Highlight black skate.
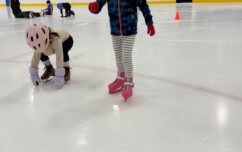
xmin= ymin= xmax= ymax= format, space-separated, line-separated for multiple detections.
xmin=41 ymin=65 xmax=55 ymax=81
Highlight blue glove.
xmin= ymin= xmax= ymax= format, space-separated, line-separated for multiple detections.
xmin=53 ymin=68 xmax=65 ymax=89
xmin=29 ymin=67 xmax=41 ymax=86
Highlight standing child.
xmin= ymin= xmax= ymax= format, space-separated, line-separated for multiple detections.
xmin=26 ymin=23 xmax=74 ymax=89
xmin=10 ymin=0 xmax=44 ymax=18
xmin=57 ymin=2 xmax=75 ymax=17
xmin=89 ymin=0 xmax=155 ymax=101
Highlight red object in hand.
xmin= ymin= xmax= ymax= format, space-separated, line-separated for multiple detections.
xmin=147 ymin=24 xmax=155 ymax=36
xmin=89 ymin=2 xmax=99 ymax=13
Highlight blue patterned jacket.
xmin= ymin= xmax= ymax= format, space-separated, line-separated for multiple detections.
xmin=92 ymin=0 xmax=153 ymax=36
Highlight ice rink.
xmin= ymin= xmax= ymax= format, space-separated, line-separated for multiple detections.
xmin=0 ymin=3 xmax=242 ymax=152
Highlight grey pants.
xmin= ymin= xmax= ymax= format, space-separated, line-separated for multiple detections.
xmin=112 ymin=35 xmax=136 ymax=79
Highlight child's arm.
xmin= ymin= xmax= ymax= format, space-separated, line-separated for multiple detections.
xmin=89 ymin=0 xmax=107 ymax=14
xmin=137 ymin=0 xmax=155 ymax=36
xmin=60 ymin=9 xmax=63 ymax=17
xmin=31 ymin=52 xmax=41 ymax=68
xmin=137 ymin=0 xmax=153 ymax=26
xmin=53 ymin=39 xmax=65 ymax=89
xmin=29 ymin=53 xmax=41 ymax=86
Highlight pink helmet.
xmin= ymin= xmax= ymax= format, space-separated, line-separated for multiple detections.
xmin=25 ymin=23 xmax=50 ymax=53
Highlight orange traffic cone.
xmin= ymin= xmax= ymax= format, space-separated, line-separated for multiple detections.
xmin=175 ymin=11 xmax=180 ymax=20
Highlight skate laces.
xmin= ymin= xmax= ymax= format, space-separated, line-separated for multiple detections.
xmin=117 ymin=76 xmax=125 ymax=80
xmin=43 ymin=66 xmax=51 ymax=71
xmin=124 ymin=82 xmax=134 ymax=89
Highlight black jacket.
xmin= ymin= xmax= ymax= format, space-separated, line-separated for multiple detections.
xmin=62 ymin=3 xmax=71 ymax=10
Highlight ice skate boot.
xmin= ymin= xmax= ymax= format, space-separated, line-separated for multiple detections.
xmin=122 ymin=78 xmax=134 ymax=102
xmin=41 ymin=64 xmax=55 ymax=81
xmin=29 ymin=12 xmax=34 ymax=18
xmin=64 ymin=67 xmax=71 ymax=81
xmin=108 ymin=72 xmax=125 ymax=94
xmin=40 ymin=10 xmax=45 ymax=17
xmin=65 ymin=13 xmax=71 ymax=17
xmin=70 ymin=10 xmax=75 ymax=16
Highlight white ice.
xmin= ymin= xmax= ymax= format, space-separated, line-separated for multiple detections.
xmin=0 ymin=3 xmax=242 ymax=152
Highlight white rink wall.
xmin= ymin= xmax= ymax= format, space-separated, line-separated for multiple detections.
xmin=1 ymin=0 xmax=176 ymax=5
xmin=0 ymin=0 xmax=93 ymax=4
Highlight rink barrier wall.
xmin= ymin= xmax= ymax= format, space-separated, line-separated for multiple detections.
xmin=193 ymin=0 xmax=242 ymax=2
xmin=1 ymin=0 xmax=242 ymax=6
xmin=0 ymin=1 xmax=176 ymax=7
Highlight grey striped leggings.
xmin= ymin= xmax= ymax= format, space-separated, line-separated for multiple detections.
xmin=112 ymin=35 xmax=136 ymax=79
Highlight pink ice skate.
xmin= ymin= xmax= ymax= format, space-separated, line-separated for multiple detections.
xmin=108 ymin=72 xmax=125 ymax=94
xmin=122 ymin=78 xmax=134 ymax=101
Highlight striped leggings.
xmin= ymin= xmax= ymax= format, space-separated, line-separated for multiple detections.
xmin=112 ymin=35 xmax=136 ymax=79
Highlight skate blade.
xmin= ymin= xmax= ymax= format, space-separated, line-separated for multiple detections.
xmin=109 ymin=88 xmax=123 ymax=94
xmin=123 ymin=96 xmax=129 ymax=102
xmin=122 ymin=93 xmax=132 ymax=102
